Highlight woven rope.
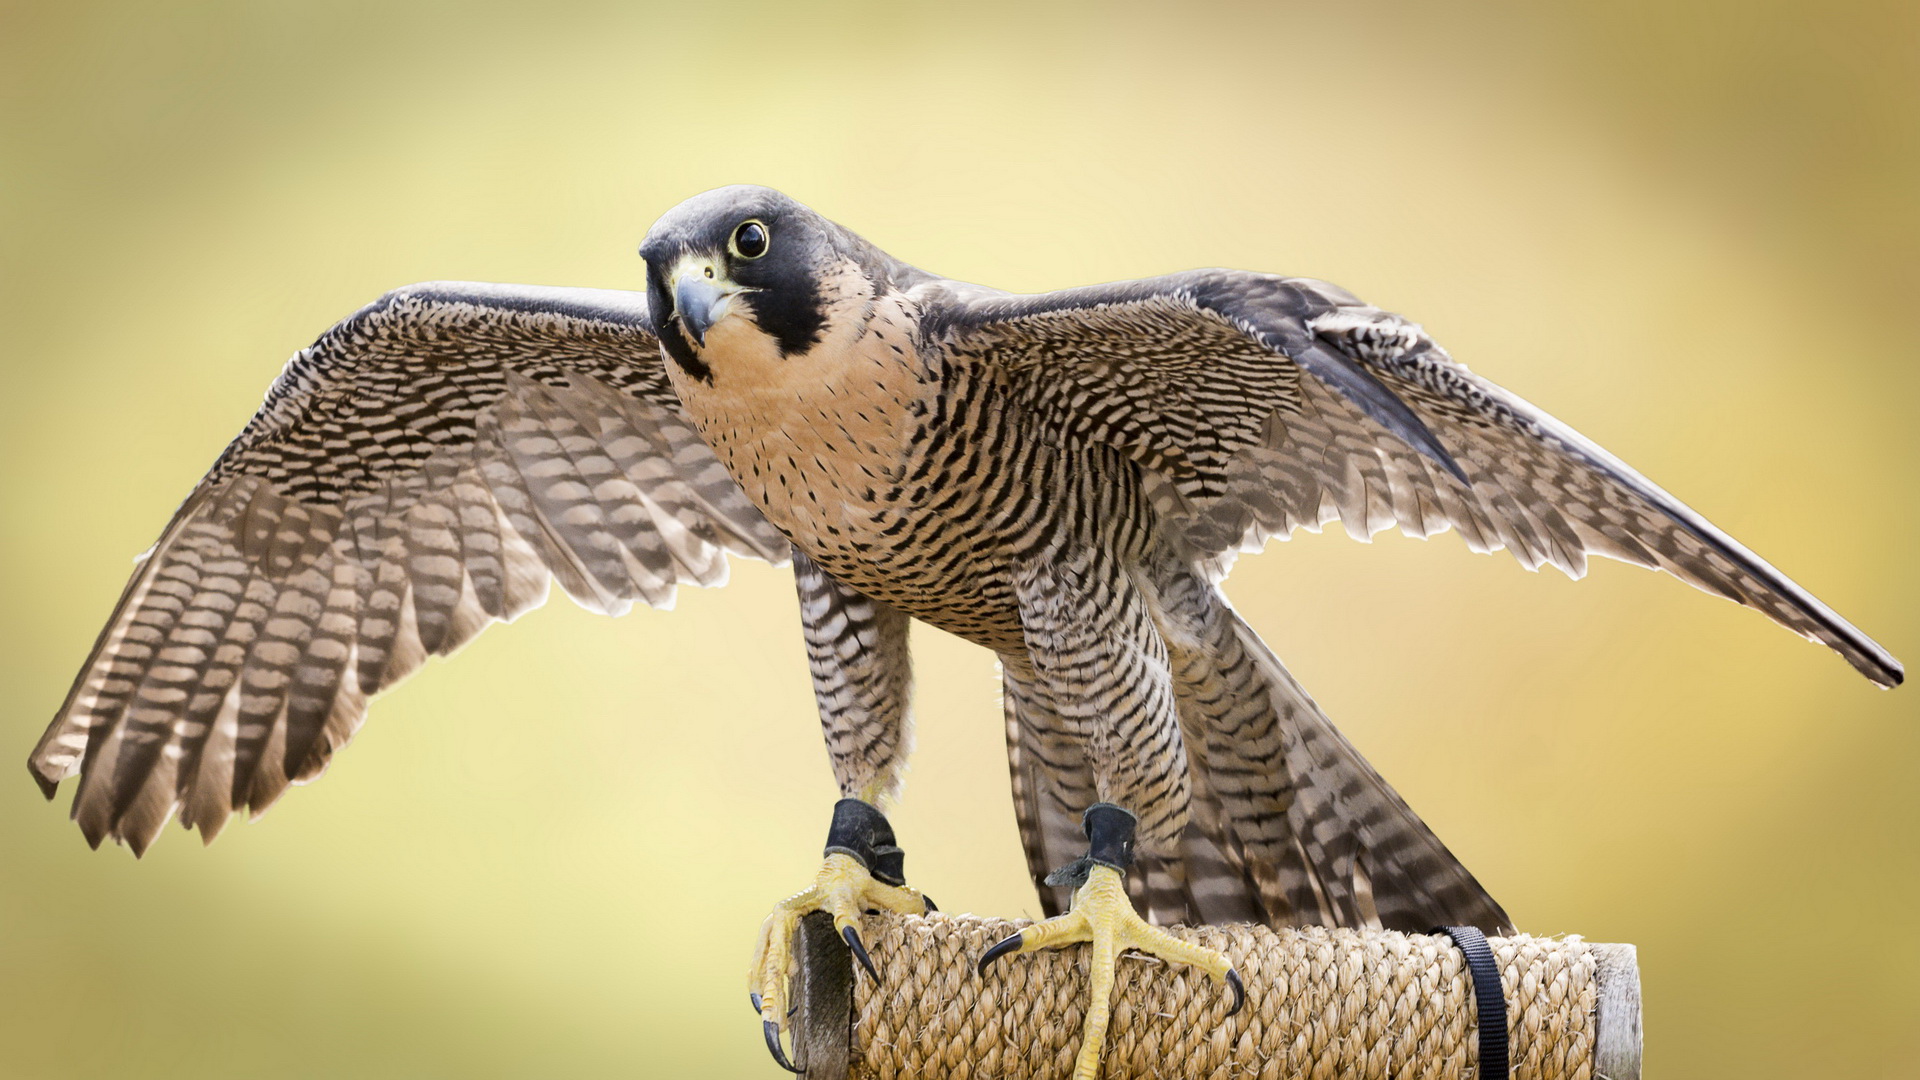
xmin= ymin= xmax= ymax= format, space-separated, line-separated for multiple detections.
xmin=846 ymin=914 xmax=1599 ymax=1080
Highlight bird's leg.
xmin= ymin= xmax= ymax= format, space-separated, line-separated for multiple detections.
xmin=977 ymin=803 xmax=1243 ymax=1080
xmin=748 ymin=798 xmax=935 ymax=1072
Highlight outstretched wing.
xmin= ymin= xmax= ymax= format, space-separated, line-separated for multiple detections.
xmin=30 ymin=283 xmax=788 ymax=853
xmin=932 ymin=270 xmax=1902 ymax=688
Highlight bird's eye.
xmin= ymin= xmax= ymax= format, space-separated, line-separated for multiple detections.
xmin=730 ymin=220 xmax=770 ymax=260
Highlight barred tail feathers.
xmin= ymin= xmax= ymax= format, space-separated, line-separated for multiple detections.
xmin=999 ymin=571 xmax=1508 ymax=933
xmin=1210 ymin=602 xmax=1511 ymax=932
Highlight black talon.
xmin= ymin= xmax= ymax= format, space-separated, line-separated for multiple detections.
xmin=1225 ymin=969 xmax=1246 ymax=1018
xmin=977 ymin=932 xmax=1024 ymax=976
xmin=842 ymin=924 xmax=879 ymax=983
xmin=763 ymin=1020 xmax=801 ymax=1073
xmin=922 ymin=894 xmax=938 ymax=913
xmin=750 ymin=991 xmax=763 ymax=1015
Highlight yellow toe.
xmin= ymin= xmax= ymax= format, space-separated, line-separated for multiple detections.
xmin=748 ymin=853 xmax=934 ymax=1068
xmin=978 ymin=864 xmax=1239 ymax=1080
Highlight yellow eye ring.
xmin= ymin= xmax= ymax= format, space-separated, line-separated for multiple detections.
xmin=730 ymin=219 xmax=770 ymax=260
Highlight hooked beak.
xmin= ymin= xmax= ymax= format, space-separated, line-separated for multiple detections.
xmin=673 ymin=272 xmax=728 ymax=346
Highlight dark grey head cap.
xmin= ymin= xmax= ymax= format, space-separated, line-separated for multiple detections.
xmin=638 ymin=185 xmax=823 ymax=265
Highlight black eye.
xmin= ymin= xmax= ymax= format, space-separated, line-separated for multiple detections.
xmin=729 ymin=219 xmax=769 ymax=260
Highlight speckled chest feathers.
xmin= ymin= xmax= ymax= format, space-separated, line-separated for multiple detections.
xmin=663 ymin=264 xmax=1154 ymax=653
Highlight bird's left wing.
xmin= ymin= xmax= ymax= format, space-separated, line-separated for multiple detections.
xmin=30 ymin=282 xmax=789 ymax=853
xmin=929 ymin=270 xmax=1901 ymax=687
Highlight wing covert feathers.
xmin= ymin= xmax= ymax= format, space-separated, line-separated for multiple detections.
xmin=942 ymin=271 xmax=1900 ymax=687
xmin=30 ymin=283 xmax=785 ymax=853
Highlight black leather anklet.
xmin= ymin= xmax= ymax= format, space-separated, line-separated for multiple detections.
xmin=822 ymin=798 xmax=907 ymax=887
xmin=1043 ymin=802 xmax=1137 ymax=889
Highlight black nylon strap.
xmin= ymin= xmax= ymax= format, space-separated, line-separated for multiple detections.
xmin=1432 ymin=925 xmax=1508 ymax=1080
xmin=822 ymin=798 xmax=906 ymax=887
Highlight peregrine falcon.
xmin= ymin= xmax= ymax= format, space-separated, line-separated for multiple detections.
xmin=30 ymin=185 xmax=1901 ymax=1078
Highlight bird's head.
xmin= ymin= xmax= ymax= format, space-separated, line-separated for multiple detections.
xmin=640 ymin=185 xmax=894 ymax=384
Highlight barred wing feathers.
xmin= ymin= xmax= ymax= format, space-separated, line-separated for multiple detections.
xmin=29 ymin=283 xmax=787 ymax=854
xmin=939 ymin=271 xmax=1901 ymax=688
xmin=944 ymin=270 xmax=1896 ymax=932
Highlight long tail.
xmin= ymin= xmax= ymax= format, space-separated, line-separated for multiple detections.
xmin=1003 ymin=568 xmax=1510 ymax=933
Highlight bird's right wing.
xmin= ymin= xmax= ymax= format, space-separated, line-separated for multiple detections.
xmin=29 ymin=282 xmax=789 ymax=854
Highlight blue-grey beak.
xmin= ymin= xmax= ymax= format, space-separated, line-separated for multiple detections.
xmin=674 ymin=273 xmax=725 ymax=346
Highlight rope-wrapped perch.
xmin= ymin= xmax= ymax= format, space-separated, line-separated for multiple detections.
xmin=790 ymin=911 xmax=1641 ymax=1080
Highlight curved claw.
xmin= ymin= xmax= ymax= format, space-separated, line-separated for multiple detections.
xmin=922 ymin=894 xmax=938 ymax=913
xmin=977 ymin=931 xmax=1025 ymax=976
xmin=750 ymin=991 xmax=763 ymax=1015
xmin=841 ymin=924 xmax=879 ymax=983
xmin=1225 ymin=969 xmax=1245 ymax=1018
xmin=763 ymin=1019 xmax=801 ymax=1074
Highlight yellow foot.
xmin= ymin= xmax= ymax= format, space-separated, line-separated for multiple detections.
xmin=748 ymin=852 xmax=935 ymax=1072
xmin=977 ymin=864 xmax=1243 ymax=1080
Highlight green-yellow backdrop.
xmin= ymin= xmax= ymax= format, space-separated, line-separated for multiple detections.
xmin=3 ymin=3 xmax=1914 ymax=1077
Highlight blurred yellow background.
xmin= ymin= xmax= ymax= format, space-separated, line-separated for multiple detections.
xmin=2 ymin=2 xmax=1915 ymax=1077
